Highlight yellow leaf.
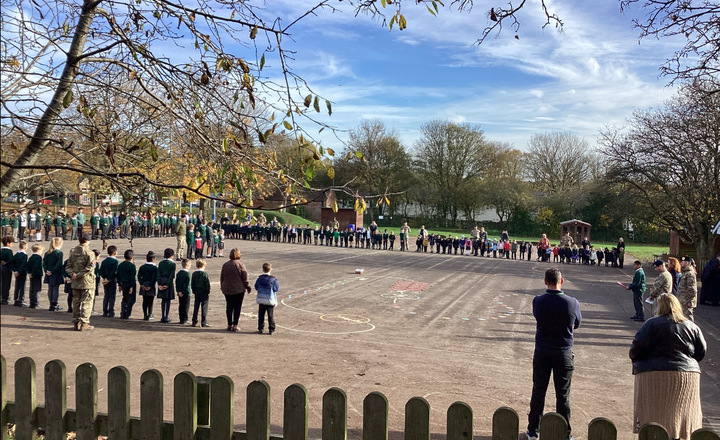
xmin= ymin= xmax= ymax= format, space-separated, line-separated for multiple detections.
xmin=332 ymin=201 xmax=338 ymax=213
xmin=385 ymin=196 xmax=390 ymax=206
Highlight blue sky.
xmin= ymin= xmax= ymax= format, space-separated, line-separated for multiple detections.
xmin=250 ymin=0 xmax=684 ymax=152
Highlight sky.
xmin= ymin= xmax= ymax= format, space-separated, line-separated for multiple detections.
xmin=245 ymin=0 xmax=684 ymax=153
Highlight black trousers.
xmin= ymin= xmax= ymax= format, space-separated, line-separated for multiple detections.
xmin=178 ymin=293 xmax=191 ymax=323
xmin=14 ymin=273 xmax=27 ymax=303
xmin=29 ymin=276 xmax=42 ymax=305
xmin=527 ymin=349 xmax=574 ymax=436
xmin=1 ymin=265 xmax=12 ymax=302
xmin=633 ymin=292 xmax=644 ymax=319
xmin=103 ymin=281 xmax=117 ymax=316
xmin=225 ymin=294 xmax=244 ymax=326
xmin=192 ymin=294 xmax=209 ymax=325
xmin=258 ymin=304 xmax=275 ymax=332
xmin=120 ymin=284 xmax=136 ymax=319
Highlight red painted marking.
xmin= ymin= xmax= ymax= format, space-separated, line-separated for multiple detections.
xmin=389 ymin=281 xmax=428 ymax=292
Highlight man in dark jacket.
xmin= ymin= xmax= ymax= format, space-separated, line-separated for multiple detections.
xmin=527 ymin=268 xmax=582 ymax=440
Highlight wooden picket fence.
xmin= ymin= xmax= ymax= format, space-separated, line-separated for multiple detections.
xmin=1 ymin=356 xmax=718 ymax=440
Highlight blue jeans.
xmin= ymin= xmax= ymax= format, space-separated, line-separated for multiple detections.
xmin=528 ymin=349 xmax=574 ymax=436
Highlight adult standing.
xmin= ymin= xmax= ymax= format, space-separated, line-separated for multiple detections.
xmin=699 ymin=252 xmax=720 ymax=306
xmin=43 ymin=237 xmax=65 ymax=312
xmin=629 ymin=293 xmax=706 ymax=440
xmin=219 ymin=248 xmax=251 ymax=332
xmin=677 ymin=256 xmax=698 ymax=321
xmin=526 ymin=268 xmax=582 ymax=440
xmin=331 ymin=217 xmax=340 ymax=231
xmin=538 ymin=234 xmax=550 ymax=262
xmin=175 ymin=215 xmax=187 ymax=261
xmin=67 ymin=233 xmax=97 ymax=331
xmin=667 ymin=257 xmax=681 ymax=296
xmin=18 ymin=209 xmax=27 ymax=241
xmin=400 ymin=222 xmax=411 ymax=252
xmin=648 ymin=260 xmax=673 ymax=317
xmin=625 ymin=260 xmax=646 ymax=322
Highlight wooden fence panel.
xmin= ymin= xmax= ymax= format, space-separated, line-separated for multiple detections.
xmin=363 ymin=391 xmax=388 ymax=440
xmin=322 ymin=387 xmax=347 ymax=440
xmin=197 ymin=376 xmax=213 ymax=426
xmin=210 ymin=375 xmax=234 ymax=440
xmin=283 ymin=384 xmax=308 ymax=440
xmin=174 ymin=371 xmax=198 ymax=440
xmin=15 ymin=357 xmax=37 ymax=440
xmin=539 ymin=413 xmax=568 ymax=440
xmin=691 ymin=428 xmax=720 ymax=440
xmin=405 ymin=397 xmax=430 ymax=440
xmin=108 ymin=366 xmax=131 ymax=440
xmin=638 ymin=423 xmax=669 ymax=440
xmin=588 ymin=417 xmax=617 ymax=440
xmin=75 ymin=362 xmax=98 ymax=440
xmin=492 ymin=407 xmax=519 ymax=440
xmin=140 ymin=369 xmax=164 ymax=440
xmin=44 ymin=360 xmax=67 ymax=440
xmin=247 ymin=380 xmax=271 ymax=440
xmin=0 ymin=356 xmax=6 ymax=439
xmin=447 ymin=401 xmax=473 ymax=440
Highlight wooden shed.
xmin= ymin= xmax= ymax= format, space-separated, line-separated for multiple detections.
xmin=560 ymin=219 xmax=592 ymax=245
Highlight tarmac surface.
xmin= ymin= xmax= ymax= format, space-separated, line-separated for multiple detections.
xmin=1 ymin=236 xmax=718 ymax=439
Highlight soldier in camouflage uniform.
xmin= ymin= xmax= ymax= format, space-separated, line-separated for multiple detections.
xmin=648 ymin=260 xmax=673 ymax=317
xmin=68 ymin=233 xmax=97 ymax=331
xmin=677 ymin=256 xmax=697 ymax=321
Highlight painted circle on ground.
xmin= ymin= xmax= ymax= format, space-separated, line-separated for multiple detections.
xmin=319 ymin=314 xmax=371 ymax=324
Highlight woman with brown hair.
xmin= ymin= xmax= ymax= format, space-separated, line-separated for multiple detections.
xmin=219 ymin=248 xmax=251 ymax=332
xmin=630 ymin=293 xmax=706 ymax=439
xmin=667 ymin=257 xmax=682 ymax=296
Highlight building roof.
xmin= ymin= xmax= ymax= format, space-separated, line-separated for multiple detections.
xmin=560 ymin=219 xmax=592 ymax=227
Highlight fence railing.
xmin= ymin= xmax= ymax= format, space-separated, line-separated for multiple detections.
xmin=1 ymin=356 xmax=718 ymax=440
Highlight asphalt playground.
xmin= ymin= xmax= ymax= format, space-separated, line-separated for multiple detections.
xmin=1 ymin=236 xmax=718 ymax=439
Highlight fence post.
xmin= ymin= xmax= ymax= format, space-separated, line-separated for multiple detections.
xmin=588 ymin=417 xmax=617 ymax=440
xmin=76 ymin=362 xmax=98 ymax=440
xmin=247 ymin=380 xmax=271 ymax=440
xmin=284 ymin=384 xmax=308 ymax=440
xmin=539 ymin=413 xmax=568 ymax=440
xmin=638 ymin=423 xmax=669 ymax=440
xmin=108 ymin=366 xmax=131 ymax=440
xmin=174 ymin=371 xmax=198 ymax=440
xmin=0 ymin=356 xmax=5 ymax=439
xmin=447 ymin=401 xmax=473 ymax=440
xmin=492 ymin=407 xmax=519 ymax=440
xmin=404 ymin=397 xmax=430 ymax=440
xmin=44 ymin=360 xmax=67 ymax=440
xmin=209 ymin=375 xmax=234 ymax=440
xmin=140 ymin=369 xmax=164 ymax=440
xmin=362 ymin=391 xmax=388 ymax=440
xmin=197 ymin=376 xmax=213 ymax=426
xmin=322 ymin=387 xmax=347 ymax=440
xmin=691 ymin=428 xmax=720 ymax=440
xmin=15 ymin=357 xmax=38 ymax=440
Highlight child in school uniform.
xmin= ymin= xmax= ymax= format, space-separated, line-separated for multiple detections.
xmin=255 ymin=262 xmax=280 ymax=335
xmin=191 ymin=259 xmax=211 ymax=327
xmin=116 ymin=249 xmax=137 ymax=319
xmin=176 ymin=259 xmax=192 ymax=324
xmin=137 ymin=251 xmax=158 ymax=320
xmin=217 ymin=231 xmax=225 ymax=257
xmin=389 ymin=231 xmax=395 ymax=250
xmin=99 ymin=245 xmax=119 ymax=317
xmin=92 ymin=249 xmax=101 ymax=314
xmin=11 ymin=240 xmax=28 ymax=307
xmin=26 ymin=243 xmax=44 ymax=308
xmin=186 ymin=224 xmax=195 ymax=259
xmin=1 ymin=236 xmax=15 ymax=305
xmin=157 ymin=248 xmax=176 ymax=323
xmin=194 ymin=230 xmax=204 ymax=260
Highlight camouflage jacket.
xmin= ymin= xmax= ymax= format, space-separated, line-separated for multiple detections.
xmin=677 ymin=266 xmax=697 ymax=308
xmin=649 ymin=270 xmax=672 ymax=299
xmin=68 ymin=244 xmax=96 ymax=290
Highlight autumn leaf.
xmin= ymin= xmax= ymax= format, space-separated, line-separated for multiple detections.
xmin=283 ymin=120 xmax=293 ymax=130
xmin=327 ymin=166 xmax=335 ymax=180
xmin=250 ymin=25 xmax=258 ymax=39
xmin=304 ymin=94 xmax=312 ymax=108
xmin=326 ymin=100 xmax=332 ymax=116
xmin=62 ymin=90 xmax=74 ymax=108
xmin=313 ymin=96 xmax=321 ymax=113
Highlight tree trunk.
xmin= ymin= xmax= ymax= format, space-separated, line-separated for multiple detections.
xmin=0 ymin=0 xmax=98 ymax=197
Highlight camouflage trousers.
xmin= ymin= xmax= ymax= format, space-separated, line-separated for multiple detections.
xmin=72 ymin=288 xmax=94 ymax=324
xmin=682 ymin=305 xmax=695 ymax=322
